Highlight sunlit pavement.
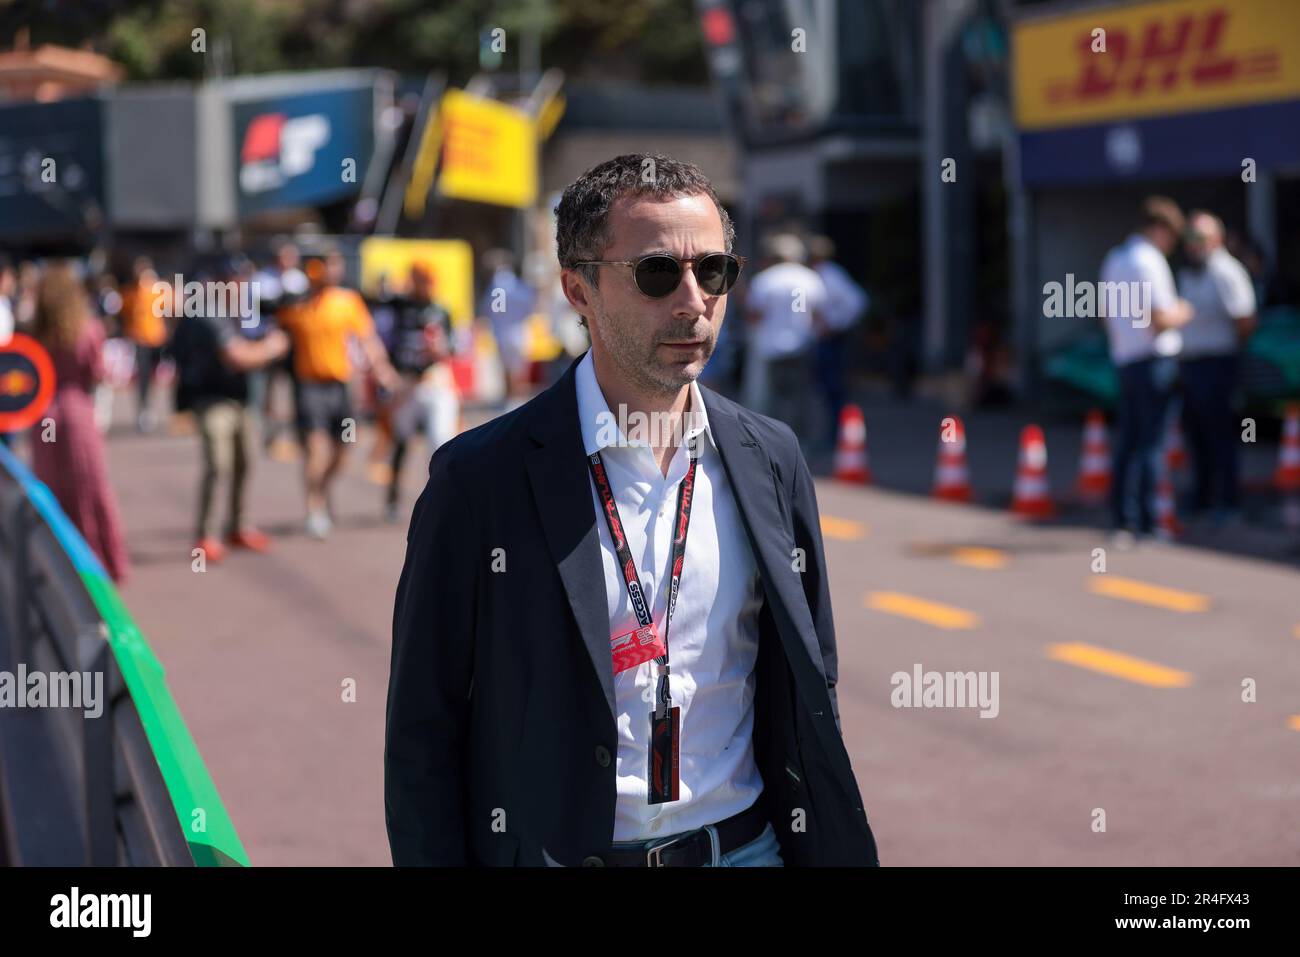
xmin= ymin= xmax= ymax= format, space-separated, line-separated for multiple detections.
xmin=101 ymin=388 xmax=1300 ymax=865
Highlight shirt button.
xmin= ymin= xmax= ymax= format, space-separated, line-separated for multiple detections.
xmin=594 ymin=745 xmax=611 ymax=767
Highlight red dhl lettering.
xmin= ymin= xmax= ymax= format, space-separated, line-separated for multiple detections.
xmin=1047 ymin=8 xmax=1279 ymax=105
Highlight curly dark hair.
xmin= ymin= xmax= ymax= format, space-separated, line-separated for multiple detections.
xmin=555 ymin=153 xmax=735 ymax=291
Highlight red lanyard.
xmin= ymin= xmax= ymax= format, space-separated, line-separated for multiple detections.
xmin=587 ymin=450 xmax=697 ymax=717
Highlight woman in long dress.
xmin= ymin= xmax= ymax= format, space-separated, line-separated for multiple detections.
xmin=28 ymin=261 xmax=131 ymax=584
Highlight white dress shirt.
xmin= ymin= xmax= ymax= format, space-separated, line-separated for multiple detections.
xmin=1100 ymin=233 xmax=1180 ymax=366
xmin=575 ymin=351 xmax=765 ymax=841
xmin=746 ymin=262 xmax=827 ymax=360
xmin=1177 ymin=247 xmax=1256 ymax=359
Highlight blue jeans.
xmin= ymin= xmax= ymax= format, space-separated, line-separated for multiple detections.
xmin=602 ymin=820 xmax=785 ymax=867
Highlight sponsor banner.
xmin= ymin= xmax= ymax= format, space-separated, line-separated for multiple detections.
xmin=436 ymin=89 xmax=538 ymax=208
xmin=0 ymin=97 xmax=106 ymax=239
xmin=358 ymin=237 xmax=474 ymax=330
xmin=233 ymin=87 xmax=374 ymax=217
xmin=1013 ymin=0 xmax=1300 ymax=131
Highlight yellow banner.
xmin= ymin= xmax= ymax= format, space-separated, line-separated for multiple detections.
xmin=358 ymin=238 xmax=474 ymax=330
xmin=1014 ymin=0 xmax=1300 ymax=130
xmin=436 ymin=89 xmax=538 ymax=208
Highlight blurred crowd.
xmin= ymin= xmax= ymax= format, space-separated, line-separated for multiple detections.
xmin=0 ymin=233 xmax=876 ymax=587
xmin=1 ymin=208 xmax=1280 ymax=584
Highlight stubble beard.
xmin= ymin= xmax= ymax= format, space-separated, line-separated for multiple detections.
xmin=593 ymin=302 xmax=713 ymax=399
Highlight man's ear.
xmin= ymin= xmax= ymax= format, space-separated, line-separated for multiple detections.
xmin=560 ymin=267 xmax=595 ymax=323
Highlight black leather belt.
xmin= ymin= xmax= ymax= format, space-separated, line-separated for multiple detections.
xmin=602 ymin=801 xmax=768 ymax=867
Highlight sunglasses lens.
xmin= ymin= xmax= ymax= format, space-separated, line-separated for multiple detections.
xmin=634 ymin=256 xmax=682 ymax=298
xmin=696 ymin=254 xmax=739 ymax=295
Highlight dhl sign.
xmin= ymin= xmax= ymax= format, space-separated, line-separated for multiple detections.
xmin=1013 ymin=0 xmax=1300 ymax=130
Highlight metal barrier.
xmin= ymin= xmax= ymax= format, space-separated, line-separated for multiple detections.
xmin=0 ymin=442 xmax=247 ymax=866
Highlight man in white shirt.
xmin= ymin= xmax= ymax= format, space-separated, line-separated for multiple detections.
xmin=1099 ymin=196 xmax=1193 ymax=541
xmin=387 ymin=153 xmax=879 ymax=867
xmin=810 ymin=235 xmax=869 ymax=448
xmin=745 ymin=233 xmax=827 ymax=440
xmin=1177 ymin=210 xmax=1257 ymax=521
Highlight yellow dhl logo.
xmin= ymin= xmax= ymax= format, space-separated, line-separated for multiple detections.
xmin=1014 ymin=0 xmax=1300 ymax=130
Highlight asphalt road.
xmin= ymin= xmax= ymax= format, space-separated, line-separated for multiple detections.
xmin=105 ymin=391 xmax=1300 ymax=866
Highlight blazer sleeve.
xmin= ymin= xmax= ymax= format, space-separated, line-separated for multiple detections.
xmin=385 ymin=451 xmax=478 ymax=865
xmin=787 ymin=437 xmax=843 ymax=736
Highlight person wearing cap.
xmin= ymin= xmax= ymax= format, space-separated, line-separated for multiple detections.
xmin=1099 ymin=196 xmax=1194 ymax=545
xmin=278 ymin=251 xmax=398 ymax=539
xmin=386 ymin=153 xmax=879 ymax=867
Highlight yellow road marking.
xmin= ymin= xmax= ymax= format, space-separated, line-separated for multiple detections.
xmin=1088 ymin=576 xmax=1210 ymax=613
xmin=865 ymin=592 xmax=979 ymax=630
xmin=1288 ymin=716 xmax=1300 ymax=732
xmin=1047 ymin=642 xmax=1193 ymax=688
xmin=951 ymin=546 xmax=1008 ymax=570
xmin=821 ymin=515 xmax=867 ymax=540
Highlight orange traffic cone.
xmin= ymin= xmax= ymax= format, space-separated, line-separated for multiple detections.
xmin=1155 ymin=445 xmax=1182 ymax=537
xmin=1011 ymin=424 xmax=1055 ymax=518
xmin=832 ymin=404 xmax=871 ymax=484
xmin=1166 ymin=417 xmax=1188 ymax=471
xmin=1275 ymin=404 xmax=1300 ymax=492
xmin=933 ymin=416 xmax=973 ymax=502
xmin=1076 ymin=409 xmax=1111 ymax=502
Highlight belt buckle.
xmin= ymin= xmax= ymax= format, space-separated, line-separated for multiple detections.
xmin=645 ymin=829 xmax=699 ymax=868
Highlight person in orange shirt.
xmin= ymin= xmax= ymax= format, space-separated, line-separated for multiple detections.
xmin=278 ymin=251 xmax=398 ymax=538
xmin=120 ymin=256 xmax=172 ymax=432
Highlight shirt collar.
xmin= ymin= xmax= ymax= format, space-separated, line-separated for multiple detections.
xmin=575 ymin=349 xmax=714 ymax=457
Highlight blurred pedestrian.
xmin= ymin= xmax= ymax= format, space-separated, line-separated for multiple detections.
xmin=1100 ymin=196 xmax=1194 ymax=544
xmin=809 ymin=235 xmax=868 ymax=447
xmin=251 ymin=241 xmax=310 ymax=451
xmin=1177 ymin=211 xmax=1257 ymax=525
xmin=119 ymin=256 xmax=172 ymax=432
xmin=277 ymin=251 xmax=398 ymax=539
xmin=170 ymin=257 xmax=290 ymax=562
xmin=379 ymin=262 xmax=458 ymax=522
xmin=478 ymin=249 xmax=536 ymax=407
xmin=744 ymin=233 xmax=826 ymax=439
xmin=27 ymin=261 xmax=130 ymax=583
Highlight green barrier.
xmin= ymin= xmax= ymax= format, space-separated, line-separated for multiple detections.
xmin=0 ymin=442 xmax=247 ymax=866
xmin=80 ymin=574 xmax=249 ymax=867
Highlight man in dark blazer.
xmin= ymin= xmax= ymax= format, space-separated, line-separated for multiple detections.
xmin=386 ymin=153 xmax=879 ymax=867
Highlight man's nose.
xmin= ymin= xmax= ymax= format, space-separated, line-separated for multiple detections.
xmin=669 ymin=264 xmax=710 ymax=317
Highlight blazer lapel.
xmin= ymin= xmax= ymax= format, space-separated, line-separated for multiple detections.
xmin=702 ymin=390 xmax=826 ymax=679
xmin=524 ymin=360 xmax=618 ymax=723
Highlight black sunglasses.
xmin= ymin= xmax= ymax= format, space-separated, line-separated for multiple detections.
xmin=571 ymin=252 xmax=746 ymax=299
